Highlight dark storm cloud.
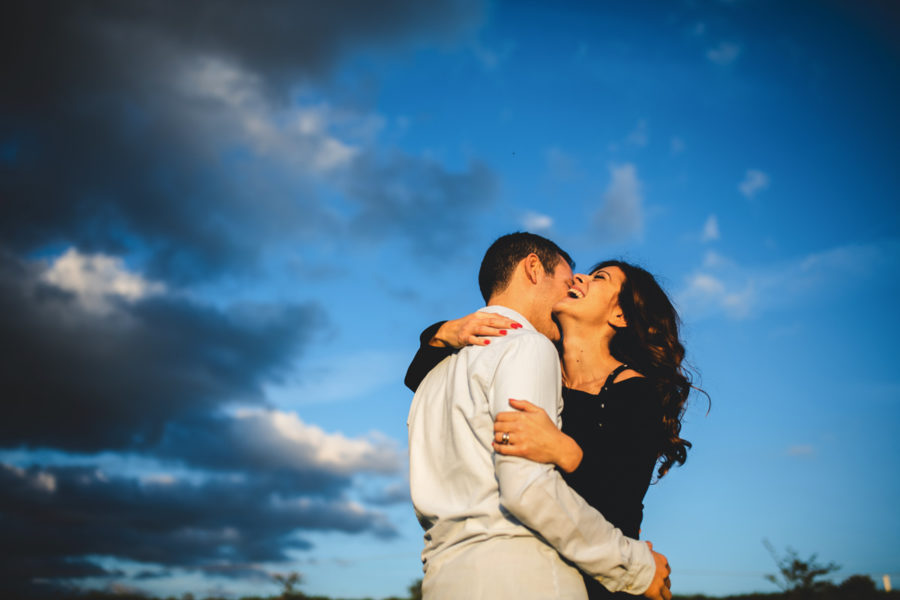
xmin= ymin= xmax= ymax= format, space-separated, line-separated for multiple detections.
xmin=196 ymin=563 xmax=272 ymax=581
xmin=345 ymin=154 xmax=498 ymax=255
xmin=0 ymin=4 xmax=463 ymax=593
xmin=0 ymin=251 xmax=321 ymax=452
xmin=2 ymin=0 xmax=483 ymax=102
xmin=0 ymin=0 xmax=489 ymax=280
xmin=0 ymin=250 xmax=404 ymax=594
xmin=0 ymin=463 xmax=396 ymax=592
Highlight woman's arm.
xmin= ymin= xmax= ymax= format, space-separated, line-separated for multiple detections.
xmin=493 ymin=399 xmax=584 ymax=473
xmin=404 ymin=312 xmax=522 ymax=392
xmin=404 ymin=322 xmax=452 ymax=392
xmin=429 ymin=312 xmax=522 ymax=347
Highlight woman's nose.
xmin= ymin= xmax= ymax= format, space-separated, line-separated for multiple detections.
xmin=574 ymin=273 xmax=587 ymax=284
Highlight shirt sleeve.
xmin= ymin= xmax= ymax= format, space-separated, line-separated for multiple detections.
xmin=404 ymin=321 xmax=455 ymax=392
xmin=488 ymin=334 xmax=656 ymax=594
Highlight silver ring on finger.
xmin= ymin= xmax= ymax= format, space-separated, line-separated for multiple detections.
xmin=500 ymin=431 xmax=510 ymax=445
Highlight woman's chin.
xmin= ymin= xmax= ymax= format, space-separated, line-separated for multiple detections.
xmin=552 ymin=297 xmax=578 ymax=314
xmin=552 ymin=304 xmax=581 ymax=327
xmin=554 ymin=306 xmax=606 ymax=333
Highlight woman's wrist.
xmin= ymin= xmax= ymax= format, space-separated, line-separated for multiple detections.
xmin=429 ymin=321 xmax=454 ymax=348
xmin=556 ymin=434 xmax=584 ymax=473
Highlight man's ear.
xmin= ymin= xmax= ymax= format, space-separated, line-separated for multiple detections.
xmin=522 ymin=253 xmax=542 ymax=284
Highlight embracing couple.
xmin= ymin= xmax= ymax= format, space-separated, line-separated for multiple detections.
xmin=406 ymin=232 xmax=697 ymax=600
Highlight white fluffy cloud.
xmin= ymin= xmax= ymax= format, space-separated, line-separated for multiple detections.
xmin=707 ymin=42 xmax=741 ymax=65
xmin=469 ymin=39 xmax=516 ymax=71
xmin=701 ymin=215 xmax=720 ymax=242
xmin=2 ymin=463 xmax=57 ymax=494
xmin=41 ymin=248 xmax=166 ymax=314
xmin=677 ymin=239 xmax=900 ymax=320
xmin=228 ymin=408 xmax=402 ymax=475
xmin=678 ymin=272 xmax=754 ymax=319
xmin=626 ymin=119 xmax=649 ymax=147
xmin=787 ymin=444 xmax=815 ymax=457
xmin=739 ymin=169 xmax=770 ymax=199
xmin=522 ymin=211 xmax=554 ymax=231
xmin=179 ymin=57 xmax=361 ymax=174
xmin=593 ymin=163 xmax=643 ymax=242
xmin=545 ymin=146 xmax=578 ymax=180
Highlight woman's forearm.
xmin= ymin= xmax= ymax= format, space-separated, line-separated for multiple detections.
xmin=555 ymin=432 xmax=584 ymax=473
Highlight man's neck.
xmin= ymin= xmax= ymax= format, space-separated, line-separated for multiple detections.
xmin=486 ymin=292 xmax=536 ymax=327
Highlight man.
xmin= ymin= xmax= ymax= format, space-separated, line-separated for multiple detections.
xmin=408 ymin=233 xmax=671 ymax=600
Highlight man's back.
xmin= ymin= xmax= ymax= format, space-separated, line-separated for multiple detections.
xmin=408 ymin=306 xmax=587 ymax=599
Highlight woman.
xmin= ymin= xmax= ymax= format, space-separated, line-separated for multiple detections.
xmin=405 ymin=260 xmax=700 ymax=599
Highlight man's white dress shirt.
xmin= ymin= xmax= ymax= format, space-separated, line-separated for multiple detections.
xmin=408 ymin=306 xmax=654 ymax=599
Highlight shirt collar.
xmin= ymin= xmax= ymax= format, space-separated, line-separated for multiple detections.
xmin=479 ymin=305 xmax=536 ymax=332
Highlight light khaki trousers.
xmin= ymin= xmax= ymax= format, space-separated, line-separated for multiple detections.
xmin=423 ymin=536 xmax=588 ymax=600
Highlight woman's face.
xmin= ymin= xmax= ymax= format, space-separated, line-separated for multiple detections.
xmin=553 ymin=265 xmax=627 ymax=328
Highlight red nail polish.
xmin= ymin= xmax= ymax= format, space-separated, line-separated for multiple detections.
xmin=499 ymin=330 xmax=507 ymax=335
xmin=484 ymin=340 xmax=490 ymax=345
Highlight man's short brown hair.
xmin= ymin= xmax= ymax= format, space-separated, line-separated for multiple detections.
xmin=478 ymin=232 xmax=574 ymax=303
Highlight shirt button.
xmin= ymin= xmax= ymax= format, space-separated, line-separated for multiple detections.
xmin=598 ymin=423 xmax=603 ymax=427
xmin=600 ymin=403 xmax=605 ymax=408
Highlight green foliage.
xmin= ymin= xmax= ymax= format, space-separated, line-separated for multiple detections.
xmin=837 ymin=574 xmax=879 ymax=600
xmin=671 ymin=579 xmax=898 ymax=600
xmin=763 ymin=539 xmax=841 ymax=596
xmin=273 ymin=572 xmax=305 ymax=599
xmin=7 ymin=572 xmax=896 ymax=600
xmin=406 ymin=579 xmax=422 ymax=600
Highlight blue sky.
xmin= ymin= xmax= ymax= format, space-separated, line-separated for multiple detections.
xmin=2 ymin=1 xmax=898 ymax=598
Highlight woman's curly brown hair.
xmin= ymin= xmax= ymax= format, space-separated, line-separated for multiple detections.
xmin=592 ymin=260 xmax=707 ymax=478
